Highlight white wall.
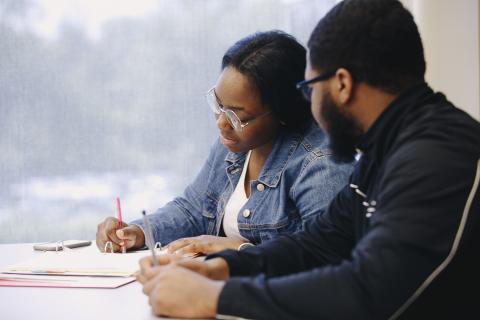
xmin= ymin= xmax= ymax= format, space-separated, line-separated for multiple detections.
xmin=402 ymin=0 xmax=480 ymax=120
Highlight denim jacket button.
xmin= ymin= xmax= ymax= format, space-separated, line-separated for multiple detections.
xmin=256 ymin=183 xmax=265 ymax=192
xmin=242 ymin=209 xmax=251 ymax=218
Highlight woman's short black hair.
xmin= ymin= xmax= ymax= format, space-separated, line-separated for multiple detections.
xmin=308 ymin=0 xmax=426 ymax=94
xmin=222 ymin=30 xmax=312 ymax=133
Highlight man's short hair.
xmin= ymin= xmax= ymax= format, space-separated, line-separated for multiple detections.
xmin=308 ymin=0 xmax=426 ymax=94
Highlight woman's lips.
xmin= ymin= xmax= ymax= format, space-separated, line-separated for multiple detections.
xmin=220 ymin=135 xmax=237 ymax=146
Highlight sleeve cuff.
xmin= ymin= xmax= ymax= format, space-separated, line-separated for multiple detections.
xmin=206 ymin=250 xmax=252 ymax=277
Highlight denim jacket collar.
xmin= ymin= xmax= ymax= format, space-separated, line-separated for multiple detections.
xmin=224 ymin=129 xmax=305 ymax=188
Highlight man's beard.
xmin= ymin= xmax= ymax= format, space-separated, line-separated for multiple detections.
xmin=320 ymin=90 xmax=362 ymax=163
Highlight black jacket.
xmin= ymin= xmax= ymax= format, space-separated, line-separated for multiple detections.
xmin=209 ymin=83 xmax=480 ymax=320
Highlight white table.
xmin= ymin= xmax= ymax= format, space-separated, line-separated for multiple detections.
xmin=0 ymin=243 xmax=167 ymax=320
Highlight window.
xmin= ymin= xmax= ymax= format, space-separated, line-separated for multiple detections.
xmin=0 ymin=0 xmax=334 ymax=243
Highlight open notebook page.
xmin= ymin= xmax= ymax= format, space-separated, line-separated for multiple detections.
xmin=2 ymin=245 xmax=167 ymax=277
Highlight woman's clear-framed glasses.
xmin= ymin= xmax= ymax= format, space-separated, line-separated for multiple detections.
xmin=205 ymin=87 xmax=271 ymax=131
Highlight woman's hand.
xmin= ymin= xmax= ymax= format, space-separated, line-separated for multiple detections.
xmin=167 ymin=235 xmax=247 ymax=255
xmin=96 ymin=217 xmax=145 ymax=252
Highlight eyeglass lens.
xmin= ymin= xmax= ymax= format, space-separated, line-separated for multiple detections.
xmin=301 ymin=85 xmax=312 ymax=102
xmin=206 ymin=88 xmax=243 ymax=130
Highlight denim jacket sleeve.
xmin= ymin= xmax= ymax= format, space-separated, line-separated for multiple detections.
xmin=130 ymin=142 xmax=219 ymax=246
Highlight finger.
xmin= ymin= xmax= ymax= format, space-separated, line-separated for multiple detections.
xmin=175 ymin=259 xmax=208 ymax=276
xmin=135 ymin=267 xmax=158 ymax=284
xmin=95 ymin=223 xmax=109 ymax=251
xmin=105 ymin=232 xmax=122 ymax=252
xmin=150 ymin=288 xmax=168 ymax=317
xmin=139 ymin=256 xmax=154 ymax=274
xmin=166 ymin=238 xmax=193 ymax=253
xmin=142 ymin=271 xmax=163 ymax=296
xmin=116 ymin=226 xmax=138 ymax=247
xmin=135 ymin=271 xmax=147 ymax=285
xmin=96 ymin=225 xmax=123 ymax=253
xmin=155 ymin=254 xmax=183 ymax=265
xmin=177 ymin=242 xmax=204 ymax=255
xmin=105 ymin=218 xmax=124 ymax=245
xmin=143 ymin=279 xmax=156 ymax=295
xmin=149 ymin=287 xmax=166 ymax=315
xmin=175 ymin=257 xmax=200 ymax=267
xmin=116 ymin=225 xmax=139 ymax=240
xmin=139 ymin=255 xmax=179 ymax=278
xmin=142 ymin=266 xmax=162 ymax=283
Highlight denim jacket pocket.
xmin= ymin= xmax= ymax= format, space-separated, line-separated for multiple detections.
xmin=202 ymin=191 xmax=218 ymax=235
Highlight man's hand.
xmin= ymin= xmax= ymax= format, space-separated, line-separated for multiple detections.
xmin=96 ymin=217 xmax=145 ymax=252
xmin=167 ymin=235 xmax=247 ymax=255
xmin=141 ymin=263 xmax=225 ymax=318
xmin=137 ymin=254 xmax=183 ymax=284
xmin=138 ymin=255 xmax=230 ymax=282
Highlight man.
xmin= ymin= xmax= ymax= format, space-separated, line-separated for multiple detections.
xmin=137 ymin=0 xmax=480 ymax=319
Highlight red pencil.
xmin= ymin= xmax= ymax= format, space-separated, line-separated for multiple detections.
xmin=116 ymin=197 xmax=123 ymax=226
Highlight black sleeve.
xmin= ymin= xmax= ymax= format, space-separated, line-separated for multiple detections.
xmin=214 ymin=141 xmax=480 ymax=320
xmin=207 ymin=182 xmax=356 ymax=278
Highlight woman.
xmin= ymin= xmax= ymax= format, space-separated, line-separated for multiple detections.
xmin=96 ymin=30 xmax=353 ymax=255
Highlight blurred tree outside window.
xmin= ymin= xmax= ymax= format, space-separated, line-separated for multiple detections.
xmin=0 ymin=0 xmax=334 ymax=243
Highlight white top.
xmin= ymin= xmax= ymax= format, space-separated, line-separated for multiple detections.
xmin=222 ymin=150 xmax=251 ymax=240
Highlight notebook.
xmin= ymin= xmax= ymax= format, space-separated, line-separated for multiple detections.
xmin=2 ymin=244 xmax=167 ymax=277
xmin=0 ymin=273 xmax=135 ymax=288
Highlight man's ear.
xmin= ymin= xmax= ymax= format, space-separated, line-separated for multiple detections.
xmin=332 ymin=68 xmax=354 ymax=105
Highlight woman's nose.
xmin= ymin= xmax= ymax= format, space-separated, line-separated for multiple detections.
xmin=216 ymin=112 xmax=232 ymax=130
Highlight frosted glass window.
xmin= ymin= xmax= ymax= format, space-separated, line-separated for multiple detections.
xmin=0 ymin=0 xmax=334 ymax=243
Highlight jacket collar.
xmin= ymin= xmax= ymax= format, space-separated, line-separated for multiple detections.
xmin=356 ymin=82 xmax=435 ymax=164
xmin=224 ymin=126 xmax=309 ymax=188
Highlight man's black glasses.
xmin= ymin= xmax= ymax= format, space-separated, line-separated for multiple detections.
xmin=296 ymin=70 xmax=336 ymax=102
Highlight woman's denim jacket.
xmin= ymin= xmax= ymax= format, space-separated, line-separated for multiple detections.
xmin=132 ymin=122 xmax=353 ymax=245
